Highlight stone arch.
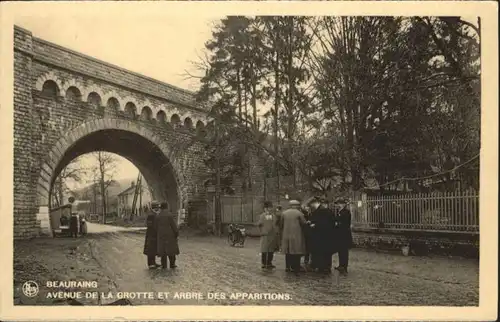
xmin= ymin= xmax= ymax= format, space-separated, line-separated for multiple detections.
xmin=106 ymin=97 xmax=121 ymax=111
xmin=102 ymin=90 xmax=121 ymax=108
xmin=184 ymin=116 xmax=193 ymax=129
xmin=124 ymin=102 xmax=137 ymax=119
xmin=156 ymin=110 xmax=167 ymax=124
xmin=120 ymin=96 xmax=139 ymax=112
xmin=171 ymin=114 xmax=181 ymax=127
xmin=195 ymin=120 xmax=206 ymax=136
xmin=36 ymin=118 xmax=187 ymax=229
xmin=36 ymin=71 xmax=65 ymax=96
xmin=65 ymin=86 xmax=82 ymax=101
xmin=87 ymin=92 xmax=102 ymax=108
xmin=143 ymin=99 xmax=154 ymax=113
xmin=82 ymin=86 xmax=104 ymax=102
xmin=62 ymin=79 xmax=83 ymax=97
xmin=41 ymin=80 xmax=60 ymax=97
xmin=140 ymin=106 xmax=153 ymax=121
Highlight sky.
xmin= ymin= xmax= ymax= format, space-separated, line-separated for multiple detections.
xmin=15 ymin=14 xmax=223 ymax=189
xmin=15 ymin=15 xmax=220 ymax=91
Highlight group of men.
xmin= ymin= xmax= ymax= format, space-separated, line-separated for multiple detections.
xmin=143 ymin=201 xmax=180 ymax=269
xmin=257 ymin=197 xmax=353 ymax=275
xmin=144 ymin=196 xmax=352 ymax=274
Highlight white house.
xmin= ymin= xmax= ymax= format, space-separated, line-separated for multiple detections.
xmin=117 ymin=181 xmax=152 ymax=217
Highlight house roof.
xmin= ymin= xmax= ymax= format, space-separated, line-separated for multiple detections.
xmin=117 ymin=185 xmax=136 ymax=196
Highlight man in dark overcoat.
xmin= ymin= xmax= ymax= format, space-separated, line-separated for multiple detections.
xmin=156 ymin=202 xmax=180 ymax=269
xmin=143 ymin=201 xmax=161 ymax=269
xmin=275 ymin=205 xmax=283 ymax=252
xmin=308 ymin=197 xmax=337 ymax=273
xmin=69 ymin=213 xmax=79 ymax=238
xmin=334 ymin=198 xmax=353 ymax=275
xmin=300 ymin=204 xmax=313 ymax=268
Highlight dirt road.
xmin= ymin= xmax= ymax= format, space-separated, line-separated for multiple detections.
xmin=14 ymin=224 xmax=479 ymax=306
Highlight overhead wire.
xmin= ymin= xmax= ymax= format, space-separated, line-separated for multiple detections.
xmin=369 ymin=153 xmax=480 ymax=189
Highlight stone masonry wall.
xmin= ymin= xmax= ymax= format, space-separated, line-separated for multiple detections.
xmin=14 ymin=27 xmax=40 ymax=239
xmin=13 ymin=25 xmax=222 ymax=239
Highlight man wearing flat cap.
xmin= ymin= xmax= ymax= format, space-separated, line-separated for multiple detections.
xmin=308 ymin=196 xmax=337 ymax=273
xmin=280 ymin=199 xmax=308 ymax=273
xmin=334 ymin=198 xmax=353 ymax=274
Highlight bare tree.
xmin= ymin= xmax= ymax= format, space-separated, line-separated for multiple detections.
xmin=89 ymin=151 xmax=118 ymax=222
xmin=51 ymin=158 xmax=89 ymax=207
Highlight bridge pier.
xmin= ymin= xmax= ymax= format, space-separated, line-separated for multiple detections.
xmin=36 ymin=206 xmax=53 ymax=237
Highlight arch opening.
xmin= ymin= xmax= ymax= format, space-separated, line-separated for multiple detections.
xmin=156 ymin=111 xmax=166 ymax=124
xmin=46 ymin=129 xmax=182 ymax=218
xmin=106 ymin=97 xmax=120 ymax=113
xmin=140 ymin=106 xmax=153 ymax=121
xmin=196 ymin=120 xmax=205 ymax=136
xmin=51 ymin=152 xmax=157 ymax=220
xmin=125 ymin=102 xmax=137 ymax=119
xmin=66 ymin=86 xmax=82 ymax=101
xmin=42 ymin=80 xmax=60 ymax=97
xmin=184 ymin=117 xmax=193 ymax=129
xmin=87 ymin=92 xmax=102 ymax=108
xmin=171 ymin=114 xmax=181 ymax=128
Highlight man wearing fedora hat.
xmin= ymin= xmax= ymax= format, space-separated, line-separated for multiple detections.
xmin=280 ymin=199 xmax=308 ymax=273
xmin=257 ymin=200 xmax=281 ymax=269
xmin=156 ymin=201 xmax=180 ymax=269
xmin=334 ymin=198 xmax=353 ymax=274
xmin=308 ymin=196 xmax=337 ymax=273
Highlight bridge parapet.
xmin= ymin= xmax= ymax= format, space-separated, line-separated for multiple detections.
xmin=33 ymin=68 xmax=209 ymax=129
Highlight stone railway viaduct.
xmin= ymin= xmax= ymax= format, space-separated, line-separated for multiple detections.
xmin=13 ymin=25 xmax=235 ymax=239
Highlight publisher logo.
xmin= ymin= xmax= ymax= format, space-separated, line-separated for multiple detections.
xmin=22 ymin=281 xmax=39 ymax=298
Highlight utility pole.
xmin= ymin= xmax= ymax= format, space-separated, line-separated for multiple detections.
xmin=92 ymin=180 xmax=98 ymax=217
xmin=104 ymin=189 xmax=109 ymax=224
xmin=139 ymin=176 xmax=143 ymax=216
xmin=131 ymin=174 xmax=141 ymax=217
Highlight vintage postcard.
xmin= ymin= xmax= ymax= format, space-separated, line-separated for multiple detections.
xmin=0 ymin=1 xmax=497 ymax=321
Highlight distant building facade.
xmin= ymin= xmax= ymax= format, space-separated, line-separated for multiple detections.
xmin=117 ymin=181 xmax=152 ymax=217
